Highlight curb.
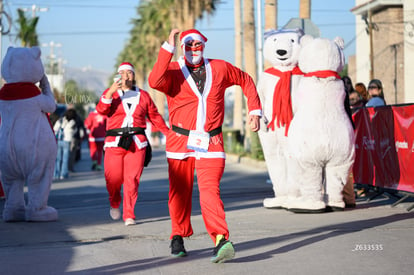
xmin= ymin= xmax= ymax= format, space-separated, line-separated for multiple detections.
xmin=226 ymin=153 xmax=267 ymax=170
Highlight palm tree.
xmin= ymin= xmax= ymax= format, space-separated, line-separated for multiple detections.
xmin=233 ymin=0 xmax=244 ymax=133
xmin=242 ymin=0 xmax=262 ymax=158
xmin=265 ymin=0 xmax=278 ymax=30
xmin=16 ymin=9 xmax=39 ymax=47
xmin=115 ymin=0 xmax=219 ymax=118
xmin=117 ymin=0 xmax=218 ymax=82
xmin=264 ymin=0 xmax=277 ymax=70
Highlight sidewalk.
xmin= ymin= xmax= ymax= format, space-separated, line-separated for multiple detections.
xmin=1 ymin=143 xmax=414 ymax=275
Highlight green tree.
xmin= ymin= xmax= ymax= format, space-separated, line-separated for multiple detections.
xmin=340 ymin=63 xmax=348 ymax=78
xmin=63 ymin=79 xmax=98 ymax=119
xmin=115 ymin=0 xmax=219 ymax=86
xmin=114 ymin=0 xmax=219 ymax=121
xmin=16 ymin=9 xmax=39 ymax=47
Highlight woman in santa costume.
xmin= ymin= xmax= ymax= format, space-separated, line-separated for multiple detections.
xmin=97 ymin=62 xmax=169 ymax=226
xmin=84 ymin=104 xmax=107 ymax=171
xmin=149 ymin=29 xmax=262 ymax=263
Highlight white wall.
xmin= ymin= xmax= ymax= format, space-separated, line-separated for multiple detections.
xmin=354 ymin=0 xmax=372 ymax=86
xmin=404 ymin=0 xmax=414 ymax=103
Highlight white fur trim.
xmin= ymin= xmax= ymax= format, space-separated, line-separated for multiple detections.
xmin=118 ymin=64 xmax=135 ymax=73
xmin=180 ymin=33 xmax=206 ymax=46
xmin=249 ymin=109 xmax=262 ymax=117
xmin=166 ymin=151 xmax=226 ymax=160
xmin=162 ymin=41 xmax=175 ymax=53
xmin=101 ymin=96 xmax=112 ymax=104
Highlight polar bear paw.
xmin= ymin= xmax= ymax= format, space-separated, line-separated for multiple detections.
xmin=3 ymin=207 xmax=26 ymax=222
xmin=263 ymin=196 xmax=288 ymax=209
xmin=325 ymin=200 xmax=345 ymax=212
xmin=286 ymin=199 xmax=326 ymax=213
xmin=25 ymin=206 xmax=58 ymax=222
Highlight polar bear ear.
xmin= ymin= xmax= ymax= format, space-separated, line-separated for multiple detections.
xmin=30 ymin=46 xmax=42 ymax=60
xmin=300 ymin=34 xmax=313 ymax=46
xmin=334 ymin=36 xmax=345 ymax=50
xmin=264 ymin=29 xmax=278 ymax=41
xmin=5 ymin=46 xmax=14 ymax=54
xmin=294 ymin=28 xmax=305 ymax=37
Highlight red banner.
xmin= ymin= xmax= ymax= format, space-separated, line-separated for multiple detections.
xmin=353 ymin=104 xmax=414 ymax=193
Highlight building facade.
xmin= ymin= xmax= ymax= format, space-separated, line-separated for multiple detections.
xmin=351 ymin=0 xmax=414 ymax=104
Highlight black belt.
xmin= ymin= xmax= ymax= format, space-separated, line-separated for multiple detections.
xmin=172 ymin=125 xmax=222 ymax=137
xmin=106 ymin=127 xmax=146 ymax=137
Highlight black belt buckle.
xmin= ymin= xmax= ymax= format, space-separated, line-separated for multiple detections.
xmin=118 ymin=134 xmax=133 ymax=150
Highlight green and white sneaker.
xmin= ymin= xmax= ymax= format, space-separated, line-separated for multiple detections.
xmin=210 ymin=237 xmax=235 ymax=263
xmin=170 ymin=235 xmax=187 ymax=257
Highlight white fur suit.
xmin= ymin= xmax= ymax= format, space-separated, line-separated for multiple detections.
xmin=286 ymin=36 xmax=355 ymax=212
xmin=0 ymin=47 xmax=58 ymax=222
xmin=257 ymin=29 xmax=304 ymax=208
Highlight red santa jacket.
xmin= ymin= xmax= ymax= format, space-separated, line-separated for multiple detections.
xmin=149 ymin=42 xmax=262 ymax=159
xmin=96 ymin=87 xmax=168 ymax=149
xmin=84 ymin=110 xmax=107 ymax=142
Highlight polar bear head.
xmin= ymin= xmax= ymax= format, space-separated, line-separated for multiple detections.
xmin=263 ymin=28 xmax=304 ymax=68
xmin=298 ymin=36 xmax=345 ymax=74
xmin=1 ymin=46 xmax=44 ymax=84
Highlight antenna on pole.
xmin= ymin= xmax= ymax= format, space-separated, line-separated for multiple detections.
xmin=20 ymin=4 xmax=49 ymax=18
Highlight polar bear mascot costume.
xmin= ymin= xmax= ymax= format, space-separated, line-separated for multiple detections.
xmin=257 ymin=28 xmax=304 ymax=209
xmin=286 ymin=36 xmax=355 ymax=213
xmin=0 ymin=47 xmax=58 ymax=222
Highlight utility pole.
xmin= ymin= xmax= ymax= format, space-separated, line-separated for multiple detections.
xmin=368 ymin=9 xmax=374 ymax=80
xmin=21 ymin=4 xmax=48 ymax=18
xmin=42 ymin=41 xmax=62 ymax=74
xmin=256 ymin=0 xmax=263 ymax=76
xmin=42 ymin=41 xmax=62 ymax=91
xmin=392 ymin=44 xmax=398 ymax=104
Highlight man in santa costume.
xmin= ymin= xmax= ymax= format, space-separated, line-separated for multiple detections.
xmin=84 ymin=104 xmax=107 ymax=171
xmin=149 ymin=29 xmax=262 ymax=263
xmin=97 ymin=62 xmax=169 ymax=226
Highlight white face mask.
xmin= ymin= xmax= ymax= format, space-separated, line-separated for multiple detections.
xmin=184 ymin=49 xmax=203 ymax=65
xmin=183 ymin=44 xmax=204 ymax=65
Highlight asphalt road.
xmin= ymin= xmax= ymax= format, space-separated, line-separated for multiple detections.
xmin=1 ymin=143 xmax=413 ymax=275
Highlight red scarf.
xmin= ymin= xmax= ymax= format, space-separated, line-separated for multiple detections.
xmin=304 ymin=70 xmax=341 ymax=79
xmin=0 ymin=82 xmax=54 ymax=131
xmin=0 ymin=82 xmax=41 ymax=100
xmin=184 ymin=58 xmax=204 ymax=68
xmin=265 ymin=66 xmax=303 ymax=136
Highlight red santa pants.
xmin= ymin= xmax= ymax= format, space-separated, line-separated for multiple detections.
xmin=0 ymin=180 xmax=4 ymax=198
xmin=104 ymin=145 xmax=145 ymax=221
xmin=167 ymin=157 xmax=228 ymax=244
xmin=89 ymin=141 xmax=104 ymax=165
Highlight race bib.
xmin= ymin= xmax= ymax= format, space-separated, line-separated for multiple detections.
xmin=187 ymin=130 xmax=210 ymax=152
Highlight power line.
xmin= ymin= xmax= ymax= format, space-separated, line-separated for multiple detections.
xmin=8 ymin=2 xmax=136 ymax=9
xmin=7 ymin=23 xmax=358 ymax=37
xmin=9 ymin=30 xmax=130 ymax=36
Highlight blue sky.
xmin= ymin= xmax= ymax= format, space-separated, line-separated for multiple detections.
xmin=1 ymin=0 xmax=357 ymax=74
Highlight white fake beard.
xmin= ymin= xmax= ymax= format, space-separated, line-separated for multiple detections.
xmin=184 ymin=50 xmax=204 ymax=65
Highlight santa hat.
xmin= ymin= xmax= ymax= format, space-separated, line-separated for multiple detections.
xmin=180 ymin=29 xmax=208 ymax=46
xmin=118 ymin=62 xmax=135 ymax=73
